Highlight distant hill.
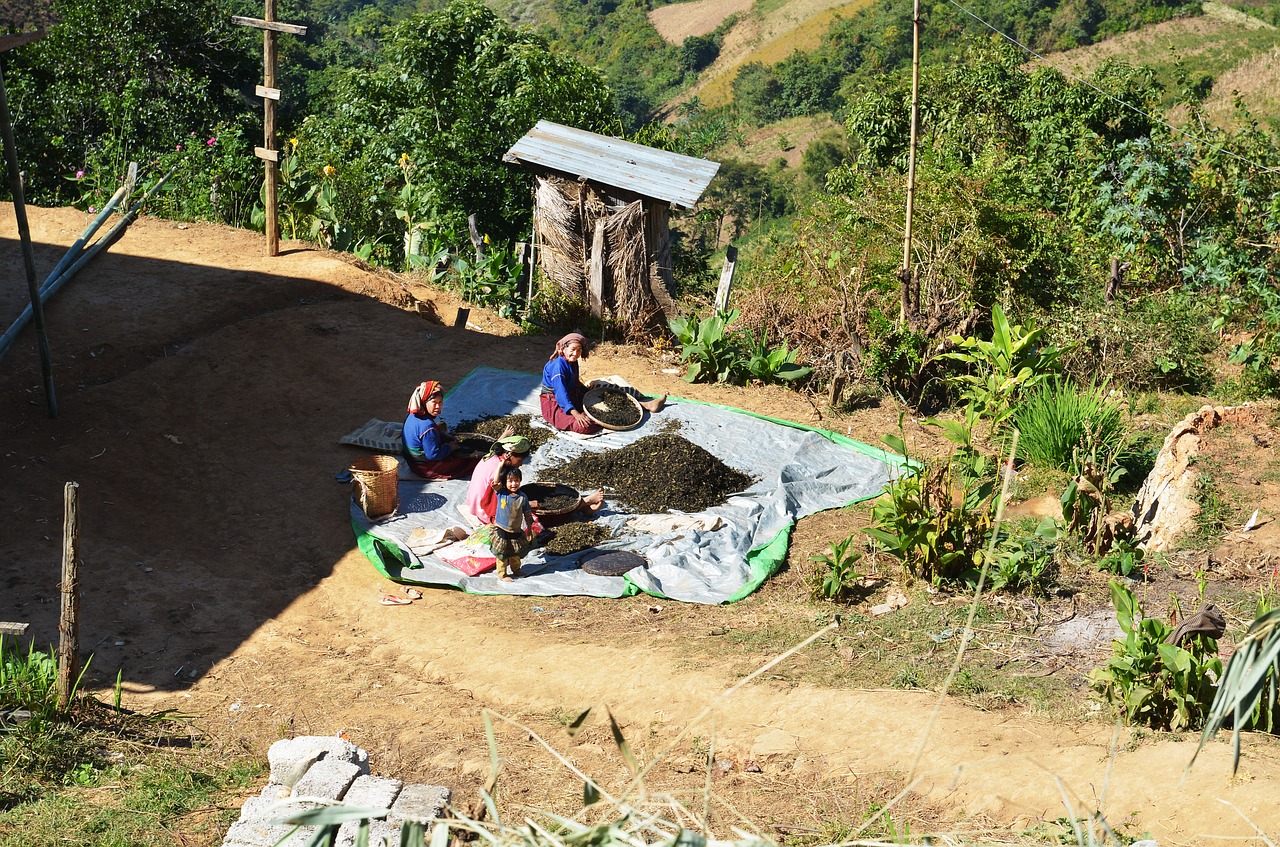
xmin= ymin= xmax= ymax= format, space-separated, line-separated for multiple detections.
xmin=1047 ymin=1 xmax=1279 ymax=128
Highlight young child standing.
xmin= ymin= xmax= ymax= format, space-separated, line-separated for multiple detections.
xmin=489 ymin=467 xmax=535 ymax=581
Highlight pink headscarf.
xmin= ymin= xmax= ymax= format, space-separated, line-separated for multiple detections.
xmin=550 ymin=332 xmax=588 ymax=361
xmin=406 ymin=380 xmax=443 ymax=415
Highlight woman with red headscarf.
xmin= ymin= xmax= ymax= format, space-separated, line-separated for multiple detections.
xmin=539 ymin=332 xmax=666 ymax=434
xmin=401 ymin=380 xmax=479 ymax=480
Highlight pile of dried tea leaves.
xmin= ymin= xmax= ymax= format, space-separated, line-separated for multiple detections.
xmin=545 ymin=434 xmax=753 ymax=513
xmin=454 ymin=414 xmax=553 ymax=452
xmin=585 ymin=388 xmax=640 ymax=428
xmin=541 ymin=520 xmax=612 ymax=556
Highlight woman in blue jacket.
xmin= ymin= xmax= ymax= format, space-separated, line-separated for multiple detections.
xmin=402 ymin=380 xmax=479 ymax=479
xmin=539 ymin=332 xmax=665 ymax=434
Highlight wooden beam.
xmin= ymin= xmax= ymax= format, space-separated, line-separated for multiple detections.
xmin=254 ymin=84 xmax=281 ymax=101
xmin=714 ymin=245 xmax=737 ymax=313
xmin=0 ymin=66 xmax=57 ymax=416
xmin=254 ymin=146 xmax=279 ymax=162
xmin=0 ymin=622 xmax=28 ymax=637
xmin=453 ymin=308 xmax=470 ymax=330
xmin=0 ymin=31 xmax=46 ymax=52
xmin=588 ymin=220 xmax=605 ymax=319
xmin=231 ymin=16 xmax=307 ymax=34
xmin=57 ymin=481 xmax=81 ymax=710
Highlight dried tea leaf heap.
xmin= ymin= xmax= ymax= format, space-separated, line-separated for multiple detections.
xmin=546 ymin=434 xmax=753 ymax=513
xmin=454 ymin=414 xmax=553 ymax=452
xmin=541 ymin=521 xmax=612 ymax=556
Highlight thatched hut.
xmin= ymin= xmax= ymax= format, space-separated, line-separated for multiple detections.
xmin=503 ymin=121 xmax=719 ymax=330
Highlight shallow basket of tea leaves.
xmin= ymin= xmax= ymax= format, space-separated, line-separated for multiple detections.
xmin=453 ymin=414 xmax=553 ymax=452
xmin=545 ymin=433 xmax=753 ymax=514
xmin=541 ymin=520 xmax=613 ymax=556
xmin=452 ymin=434 xmax=495 ymax=457
xmin=519 ymin=482 xmax=581 ymax=516
xmin=582 ymin=386 xmax=642 ymax=431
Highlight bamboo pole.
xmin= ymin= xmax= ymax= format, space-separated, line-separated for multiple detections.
xmin=0 ymin=170 xmax=172 ymax=363
xmin=899 ymin=0 xmax=922 ymax=326
xmin=58 ymin=482 xmax=81 ymax=710
xmin=0 ymin=64 xmax=57 ymax=415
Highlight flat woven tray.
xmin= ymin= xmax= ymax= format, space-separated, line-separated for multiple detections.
xmin=582 ymin=386 xmax=643 ymax=431
xmin=451 ymin=433 xmax=495 ymax=458
xmin=519 ymin=482 xmax=581 ymax=517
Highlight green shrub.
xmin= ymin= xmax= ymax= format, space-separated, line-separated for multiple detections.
xmin=667 ymin=310 xmax=810 ymax=386
xmin=1089 ymin=580 xmax=1222 ymax=731
xmin=1043 ymin=294 xmax=1216 ymax=393
xmin=865 ymin=419 xmax=999 ymax=587
xmin=809 ymin=535 xmax=863 ymax=601
xmin=1013 ymin=377 xmax=1129 ymax=474
xmin=944 ymin=304 xmax=1060 ymax=431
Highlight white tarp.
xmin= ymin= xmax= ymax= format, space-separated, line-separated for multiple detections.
xmin=351 ymin=367 xmax=900 ymax=604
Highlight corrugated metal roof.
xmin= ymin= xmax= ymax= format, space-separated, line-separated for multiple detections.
xmin=504 ymin=120 xmax=720 ymax=209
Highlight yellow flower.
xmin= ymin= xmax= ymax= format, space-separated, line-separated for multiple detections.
xmin=289 ymin=137 xmax=298 ymax=150
xmin=323 ymin=164 xmax=335 ymax=177
xmin=399 ymin=152 xmax=410 ymax=167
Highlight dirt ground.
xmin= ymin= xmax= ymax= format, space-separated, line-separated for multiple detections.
xmin=4 ymin=205 xmax=1280 ymax=845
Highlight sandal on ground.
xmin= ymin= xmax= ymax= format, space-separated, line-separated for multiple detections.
xmin=379 ymin=594 xmax=413 ymax=606
xmin=403 ymin=587 xmax=424 ymax=600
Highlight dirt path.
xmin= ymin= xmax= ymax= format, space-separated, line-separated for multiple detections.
xmin=3 ymin=206 xmax=1279 ymax=844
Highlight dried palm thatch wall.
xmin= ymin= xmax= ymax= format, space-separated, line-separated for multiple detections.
xmin=533 ymin=175 xmax=676 ymax=331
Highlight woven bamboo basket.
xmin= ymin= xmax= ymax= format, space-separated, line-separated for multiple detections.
xmin=519 ymin=483 xmax=581 ymax=517
xmin=349 ymin=454 xmax=400 ymax=519
xmin=582 ymin=386 xmax=643 ymax=432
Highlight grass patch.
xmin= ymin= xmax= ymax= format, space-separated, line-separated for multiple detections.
xmin=0 ymin=639 xmax=261 ymax=846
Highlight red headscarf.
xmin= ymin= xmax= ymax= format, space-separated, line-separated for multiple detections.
xmin=407 ymin=381 xmax=443 ymax=415
xmin=550 ymin=332 xmax=588 ymax=361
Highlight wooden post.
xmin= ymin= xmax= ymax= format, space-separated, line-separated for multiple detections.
xmin=714 ymin=245 xmax=738 ymax=313
xmin=1106 ymin=257 xmax=1121 ymax=304
xmin=899 ymin=0 xmax=922 ymax=326
xmin=467 ymin=214 xmax=486 ymax=261
xmin=453 ymin=308 xmax=470 ymax=330
xmin=514 ymin=241 xmax=531 ymax=307
xmin=233 ymin=7 xmax=306 ymax=257
xmin=57 ymin=482 xmax=81 ymax=710
xmin=588 ymin=220 xmax=606 ymax=318
xmin=0 ymin=64 xmax=57 ymax=417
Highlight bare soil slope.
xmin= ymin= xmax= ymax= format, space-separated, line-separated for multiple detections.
xmin=3 ymin=206 xmax=1280 ymax=845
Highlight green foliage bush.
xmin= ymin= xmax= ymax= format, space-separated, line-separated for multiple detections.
xmin=294 ymin=0 xmax=616 ymax=255
xmin=1090 ymin=580 xmax=1222 ymax=731
xmin=1012 ymin=377 xmax=1129 ymax=474
xmin=865 ymin=424 xmax=999 ymax=587
xmin=944 ymin=304 xmax=1060 ymax=431
xmin=668 ymin=310 xmax=811 ymax=386
xmin=809 ymin=534 xmax=863 ymax=601
xmin=6 ymin=0 xmax=255 ymax=205
xmin=1042 ymin=294 xmax=1216 ymax=393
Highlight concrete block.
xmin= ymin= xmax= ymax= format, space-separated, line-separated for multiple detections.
xmin=290 ymin=758 xmax=362 ymax=801
xmin=343 ymin=774 xmax=404 ymax=809
xmin=334 ymin=775 xmax=405 ymax=847
xmin=336 ymin=818 xmax=402 ymax=847
xmin=222 ymin=795 xmax=323 ymax=847
xmin=268 ymin=736 xmax=369 ymax=788
xmin=390 ymin=783 xmax=451 ymax=824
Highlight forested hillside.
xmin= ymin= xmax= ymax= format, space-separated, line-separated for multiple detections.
xmin=5 ymin=0 xmax=1280 ymax=398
